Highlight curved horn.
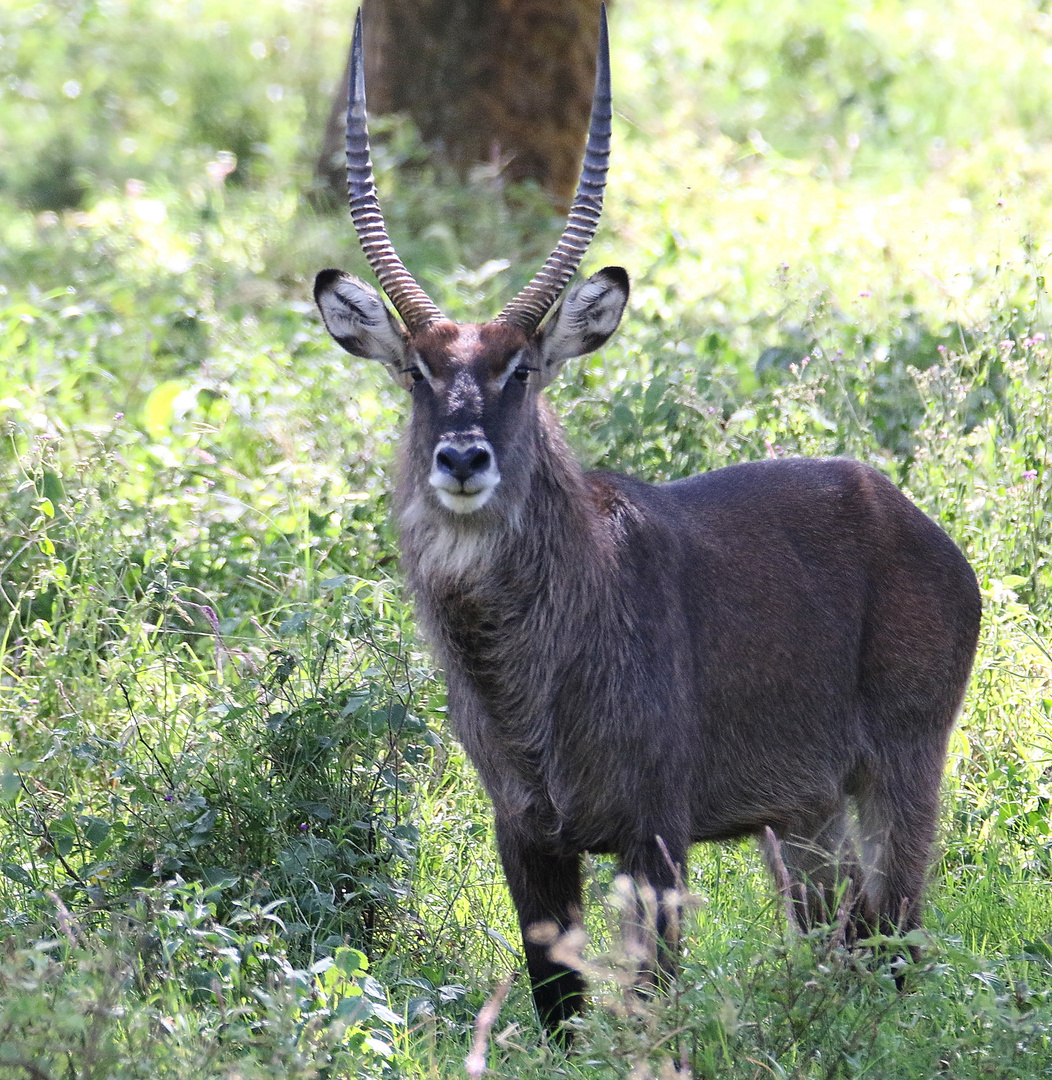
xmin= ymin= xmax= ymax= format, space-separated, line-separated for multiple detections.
xmin=496 ymin=3 xmax=612 ymax=334
xmin=345 ymin=10 xmax=444 ymax=332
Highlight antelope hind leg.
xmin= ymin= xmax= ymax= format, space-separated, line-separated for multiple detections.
xmin=760 ymin=806 xmax=861 ymax=936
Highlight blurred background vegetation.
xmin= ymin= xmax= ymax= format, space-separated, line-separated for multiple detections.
xmin=1 ymin=0 xmax=1052 ymax=1076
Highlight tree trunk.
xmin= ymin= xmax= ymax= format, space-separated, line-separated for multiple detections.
xmin=314 ymin=0 xmax=607 ymax=210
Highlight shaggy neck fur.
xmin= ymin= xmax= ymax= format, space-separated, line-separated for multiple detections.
xmin=395 ymin=398 xmax=630 ymax=820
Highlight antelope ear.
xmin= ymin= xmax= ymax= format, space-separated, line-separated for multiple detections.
xmin=536 ymin=266 xmax=629 ymax=385
xmin=314 ymin=269 xmax=412 ymax=387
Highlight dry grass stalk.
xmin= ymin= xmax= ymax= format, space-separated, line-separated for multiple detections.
xmin=46 ymin=890 xmax=83 ymax=949
xmin=464 ymin=973 xmax=515 ymax=1079
xmin=762 ymin=827 xmax=799 ymax=933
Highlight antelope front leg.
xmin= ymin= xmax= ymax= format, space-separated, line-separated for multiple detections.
xmin=495 ymin=822 xmax=585 ymax=1041
xmin=619 ymin=834 xmax=687 ymax=989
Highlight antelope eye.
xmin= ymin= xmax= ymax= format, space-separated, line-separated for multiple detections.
xmin=512 ymin=366 xmax=534 ymax=383
xmin=403 ymin=366 xmax=425 ymax=384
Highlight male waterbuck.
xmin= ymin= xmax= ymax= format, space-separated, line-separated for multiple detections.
xmin=314 ymin=6 xmax=981 ymax=1038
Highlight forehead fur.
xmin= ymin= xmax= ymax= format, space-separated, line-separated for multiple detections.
xmin=413 ymin=320 xmax=529 ymax=377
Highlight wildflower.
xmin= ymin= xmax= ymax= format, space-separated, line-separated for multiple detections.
xmin=206 ymin=152 xmax=237 ymax=188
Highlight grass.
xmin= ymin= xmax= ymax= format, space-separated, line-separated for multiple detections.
xmin=1 ymin=0 xmax=1052 ymax=1075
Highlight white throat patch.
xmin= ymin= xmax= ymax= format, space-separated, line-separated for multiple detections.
xmin=401 ymin=492 xmax=505 ymax=581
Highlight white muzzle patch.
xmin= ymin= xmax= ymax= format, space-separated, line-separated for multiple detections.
xmin=429 ymin=437 xmax=501 ymax=515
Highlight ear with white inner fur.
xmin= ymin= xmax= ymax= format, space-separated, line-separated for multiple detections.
xmin=536 ymin=266 xmax=629 ymax=386
xmin=314 ymin=268 xmax=412 ymax=388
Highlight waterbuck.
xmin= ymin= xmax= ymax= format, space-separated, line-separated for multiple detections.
xmin=314 ymin=6 xmax=981 ymax=1037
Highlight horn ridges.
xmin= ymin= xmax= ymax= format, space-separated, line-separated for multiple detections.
xmin=345 ymin=10 xmax=444 ymax=332
xmin=496 ymin=3 xmax=612 ymax=333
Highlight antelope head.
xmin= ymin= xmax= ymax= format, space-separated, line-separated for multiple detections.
xmin=314 ymin=6 xmax=628 ymax=517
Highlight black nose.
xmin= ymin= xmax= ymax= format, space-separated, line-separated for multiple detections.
xmin=435 ymin=443 xmax=492 ymax=483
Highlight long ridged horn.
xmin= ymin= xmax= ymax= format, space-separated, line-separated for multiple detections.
xmin=495 ymin=3 xmax=612 ymax=333
xmin=346 ymin=10 xmax=444 ymax=332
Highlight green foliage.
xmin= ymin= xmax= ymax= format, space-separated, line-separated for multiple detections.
xmin=549 ymin=911 xmax=1052 ymax=1078
xmin=0 ymin=442 xmax=437 ymax=951
xmin=0 ymin=0 xmax=326 ymax=209
xmin=0 ymin=904 xmax=403 ymax=1078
